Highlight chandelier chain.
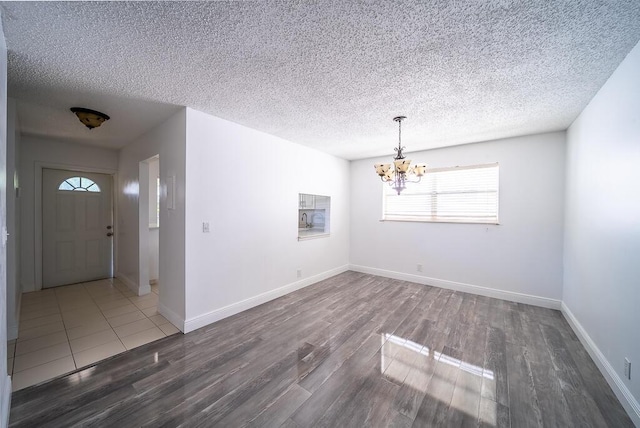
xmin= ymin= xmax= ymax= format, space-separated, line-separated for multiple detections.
xmin=393 ymin=116 xmax=406 ymax=160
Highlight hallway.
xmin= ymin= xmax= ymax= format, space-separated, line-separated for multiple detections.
xmin=6 ymin=278 xmax=179 ymax=391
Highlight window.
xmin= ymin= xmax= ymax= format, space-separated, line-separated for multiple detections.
xmin=58 ymin=176 xmax=101 ymax=192
xmin=298 ymin=193 xmax=331 ymax=240
xmin=382 ymin=163 xmax=499 ymax=224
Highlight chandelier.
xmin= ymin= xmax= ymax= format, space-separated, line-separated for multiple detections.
xmin=374 ymin=116 xmax=426 ymax=195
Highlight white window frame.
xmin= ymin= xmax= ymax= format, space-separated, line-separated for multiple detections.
xmin=381 ymin=162 xmax=499 ymax=224
xmin=57 ymin=176 xmax=101 ymax=192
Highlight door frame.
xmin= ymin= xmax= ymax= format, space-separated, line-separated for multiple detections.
xmin=137 ymin=158 xmax=151 ymax=295
xmin=35 ymin=161 xmax=118 ymax=291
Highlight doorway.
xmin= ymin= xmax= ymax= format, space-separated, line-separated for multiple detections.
xmin=42 ymin=168 xmax=113 ymax=288
xmin=146 ymin=156 xmax=160 ymax=291
xmin=138 ymin=155 xmax=160 ymax=296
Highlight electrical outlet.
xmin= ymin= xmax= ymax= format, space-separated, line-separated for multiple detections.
xmin=417 ymin=264 xmax=423 ymax=273
xmin=624 ymin=358 xmax=631 ymax=380
xmin=297 ymin=269 xmax=302 ymax=278
xmin=202 ymin=222 xmax=210 ymax=233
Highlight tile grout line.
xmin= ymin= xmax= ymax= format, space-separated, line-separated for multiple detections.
xmin=11 ymin=288 xmax=75 ymax=390
xmin=56 ymin=285 xmax=79 ymax=373
xmin=13 ymin=278 xmax=170 ymax=389
xmin=86 ymin=278 xmax=166 ymax=352
xmin=89 ymin=280 xmax=129 ymax=355
xmin=15 ymin=281 xmax=115 ymax=380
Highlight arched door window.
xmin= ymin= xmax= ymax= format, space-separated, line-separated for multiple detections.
xmin=58 ymin=176 xmax=101 ymax=192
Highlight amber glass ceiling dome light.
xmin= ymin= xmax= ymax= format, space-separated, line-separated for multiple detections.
xmin=70 ymin=107 xmax=110 ymax=129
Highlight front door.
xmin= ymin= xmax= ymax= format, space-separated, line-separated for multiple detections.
xmin=42 ymin=168 xmax=113 ymax=288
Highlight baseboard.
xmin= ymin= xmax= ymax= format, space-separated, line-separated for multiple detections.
xmin=157 ymin=302 xmax=185 ymax=333
xmin=138 ymin=283 xmax=151 ymax=296
xmin=183 ymin=265 xmax=350 ymax=333
xmin=349 ymin=265 xmax=562 ymax=310
xmin=115 ymin=272 xmax=150 ymax=296
xmin=1 ymin=374 xmax=11 ymax=428
xmin=20 ymin=281 xmax=36 ymax=293
xmin=7 ymin=323 xmax=18 ymax=342
xmin=115 ymin=272 xmax=136 ymax=293
xmin=7 ymin=292 xmax=21 ymax=341
xmin=561 ymin=302 xmax=640 ymax=426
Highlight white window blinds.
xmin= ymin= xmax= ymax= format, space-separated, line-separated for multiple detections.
xmin=382 ymin=163 xmax=499 ymax=224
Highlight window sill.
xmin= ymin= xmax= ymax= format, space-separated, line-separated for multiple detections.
xmin=380 ymin=218 xmax=499 ymax=225
xmin=298 ymin=232 xmax=330 ymax=241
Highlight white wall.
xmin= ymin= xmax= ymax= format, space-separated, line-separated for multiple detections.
xmin=350 ymin=132 xmax=566 ymax=307
xmin=183 ymin=108 xmax=350 ymax=332
xmin=0 ymin=17 xmax=11 ymax=426
xmin=148 ymin=228 xmax=159 ymax=282
xmin=564 ymin=40 xmax=640 ymax=424
xmin=6 ymin=98 xmax=20 ymax=340
xmin=18 ymin=136 xmax=118 ymax=292
xmin=117 ymin=109 xmax=186 ymax=326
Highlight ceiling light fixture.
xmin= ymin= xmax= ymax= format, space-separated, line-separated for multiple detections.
xmin=70 ymin=107 xmax=110 ymax=129
xmin=374 ymin=116 xmax=426 ymax=195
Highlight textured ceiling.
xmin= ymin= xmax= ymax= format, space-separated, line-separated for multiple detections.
xmin=2 ymin=1 xmax=640 ymax=159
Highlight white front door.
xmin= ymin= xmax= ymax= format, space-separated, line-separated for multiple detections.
xmin=42 ymin=169 xmax=113 ymax=288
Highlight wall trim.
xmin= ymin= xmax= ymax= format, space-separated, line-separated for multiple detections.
xmin=561 ymin=302 xmax=640 ymax=426
xmin=115 ymin=272 xmax=139 ymax=295
xmin=349 ymin=264 xmax=562 ymax=310
xmin=7 ymin=291 xmax=21 ymax=341
xmin=157 ymin=302 xmax=185 ymax=333
xmin=183 ymin=265 xmax=349 ymax=333
xmin=115 ymin=272 xmax=150 ymax=296
xmin=7 ymin=322 xmax=18 ymax=342
xmin=2 ymin=375 xmax=11 ymax=428
xmin=138 ymin=282 xmax=151 ymax=296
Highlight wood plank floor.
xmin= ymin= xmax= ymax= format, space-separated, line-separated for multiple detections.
xmin=9 ymin=272 xmax=634 ymax=427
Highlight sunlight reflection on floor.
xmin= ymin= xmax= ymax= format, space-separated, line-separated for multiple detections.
xmin=381 ymin=332 xmax=496 ymax=424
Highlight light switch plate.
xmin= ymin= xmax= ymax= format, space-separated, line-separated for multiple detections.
xmin=625 ymin=358 xmax=631 ymax=380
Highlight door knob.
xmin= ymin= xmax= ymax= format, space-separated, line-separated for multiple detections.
xmin=106 ymin=226 xmax=112 ymax=229
xmin=107 ymin=232 xmax=114 ymax=237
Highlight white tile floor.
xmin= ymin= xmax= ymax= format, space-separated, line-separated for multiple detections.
xmin=6 ymin=279 xmax=180 ymax=391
